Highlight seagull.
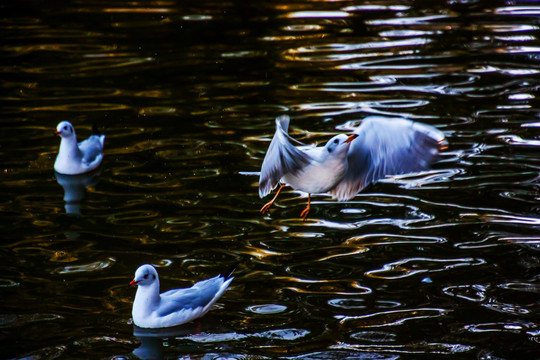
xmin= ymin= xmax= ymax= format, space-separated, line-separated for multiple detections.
xmin=129 ymin=263 xmax=237 ymax=329
xmin=259 ymin=115 xmax=447 ymax=220
xmin=54 ymin=121 xmax=105 ymax=175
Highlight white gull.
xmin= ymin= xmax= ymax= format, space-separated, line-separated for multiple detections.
xmin=54 ymin=121 xmax=105 ymax=175
xmin=129 ymin=263 xmax=237 ymax=329
xmin=259 ymin=115 xmax=447 ymax=219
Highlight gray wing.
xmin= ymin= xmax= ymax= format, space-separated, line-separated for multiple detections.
xmin=259 ymin=115 xmax=313 ymax=198
xmin=78 ymin=134 xmax=105 ymax=165
xmin=157 ymin=276 xmax=225 ymax=317
xmin=330 ymin=116 xmax=447 ymax=201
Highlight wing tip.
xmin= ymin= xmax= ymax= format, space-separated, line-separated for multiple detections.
xmin=275 ymin=115 xmax=290 ymax=132
xmin=219 ymin=262 xmax=239 ymax=280
xmin=259 ymin=188 xmax=268 ymax=199
xmin=258 ymin=178 xmax=273 ymax=198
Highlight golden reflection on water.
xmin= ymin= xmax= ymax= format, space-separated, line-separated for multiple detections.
xmin=103 ymin=8 xmax=174 ymax=13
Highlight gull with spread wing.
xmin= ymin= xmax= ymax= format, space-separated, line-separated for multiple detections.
xmin=259 ymin=115 xmax=447 ymax=220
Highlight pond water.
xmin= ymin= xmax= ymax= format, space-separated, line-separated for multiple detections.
xmin=1 ymin=0 xmax=539 ymax=359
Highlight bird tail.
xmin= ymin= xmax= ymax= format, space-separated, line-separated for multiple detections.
xmin=219 ymin=262 xmax=239 ymax=280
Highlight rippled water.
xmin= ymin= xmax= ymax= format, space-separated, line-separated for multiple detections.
xmin=1 ymin=0 xmax=540 ymax=359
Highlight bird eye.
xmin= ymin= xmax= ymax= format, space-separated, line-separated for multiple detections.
xmin=143 ymin=274 xmax=149 ymax=279
xmin=152 ymin=275 xmax=156 ymax=279
xmin=64 ymin=126 xmax=68 ymax=130
xmin=334 ymin=139 xmax=339 ymax=144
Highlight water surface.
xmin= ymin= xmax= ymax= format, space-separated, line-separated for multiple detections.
xmin=1 ymin=0 xmax=539 ymax=359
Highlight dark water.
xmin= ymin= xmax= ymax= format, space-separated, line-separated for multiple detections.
xmin=1 ymin=0 xmax=540 ymax=359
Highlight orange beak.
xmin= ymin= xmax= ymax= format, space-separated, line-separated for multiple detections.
xmin=128 ymin=280 xmax=139 ymax=288
xmin=345 ymin=134 xmax=358 ymax=143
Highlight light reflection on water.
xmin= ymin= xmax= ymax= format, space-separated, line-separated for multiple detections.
xmin=1 ymin=0 xmax=540 ymax=358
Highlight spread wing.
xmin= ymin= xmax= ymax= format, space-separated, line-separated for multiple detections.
xmin=259 ymin=115 xmax=313 ymax=198
xmin=330 ymin=116 xmax=447 ymax=201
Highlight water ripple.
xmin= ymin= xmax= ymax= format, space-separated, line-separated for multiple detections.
xmin=498 ymin=134 xmax=540 ymax=147
xmin=330 ymin=341 xmax=474 ymax=355
xmin=51 ymin=257 xmax=116 ymax=274
xmin=366 ymin=257 xmax=485 ymax=279
xmin=367 ymin=14 xmax=457 ymax=26
xmin=337 ymin=308 xmax=448 ymax=327
xmin=443 ymin=281 xmax=539 ymax=317
xmin=15 ymin=86 xmax=121 ymax=101
xmin=465 ymin=321 xmax=537 ymax=334
xmin=443 ymin=284 xmax=487 ymax=302
xmin=284 ymin=280 xmax=371 ymax=296
xmin=460 ymin=213 xmax=540 ymax=226
xmin=350 ymin=330 xmax=397 ymax=343
xmin=285 ymin=38 xmax=432 ymax=62
xmin=16 ymin=56 xmax=156 ymax=76
xmin=0 ymin=313 xmax=63 ymax=329
xmin=499 ymin=282 xmax=540 ymax=294
xmin=342 ymin=5 xmax=410 ymax=12
xmin=179 ymin=328 xmax=310 ymax=342
xmin=482 ymin=300 xmax=531 ymax=316
xmin=339 ymin=55 xmax=450 ymax=71
xmin=329 ymin=299 xmax=399 ymax=310
xmin=344 ymin=233 xmax=446 ymax=246
xmin=285 ymin=11 xmax=350 ymax=19
xmin=455 ymin=234 xmax=540 ymax=249
xmin=18 ymin=346 xmax=68 ymax=359
xmin=247 ymin=304 xmax=287 ymax=315
xmin=0 ymin=278 xmax=20 ymax=288
xmin=494 ymin=6 xmax=540 ymax=16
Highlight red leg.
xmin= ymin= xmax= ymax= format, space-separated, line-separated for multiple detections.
xmin=260 ymin=184 xmax=286 ymax=214
xmin=300 ymin=194 xmax=311 ymax=221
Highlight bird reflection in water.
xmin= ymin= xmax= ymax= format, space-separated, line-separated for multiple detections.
xmin=132 ymin=319 xmax=227 ymax=360
xmin=55 ymin=167 xmax=102 ymax=214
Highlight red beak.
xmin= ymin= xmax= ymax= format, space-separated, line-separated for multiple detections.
xmin=345 ymin=134 xmax=358 ymax=143
xmin=55 ymin=131 xmax=61 ymax=135
xmin=128 ymin=280 xmax=139 ymax=288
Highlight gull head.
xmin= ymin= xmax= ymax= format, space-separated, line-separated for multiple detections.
xmin=324 ymin=133 xmax=358 ymax=158
xmin=129 ymin=264 xmax=159 ymax=288
xmin=56 ymin=121 xmax=76 ymax=139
